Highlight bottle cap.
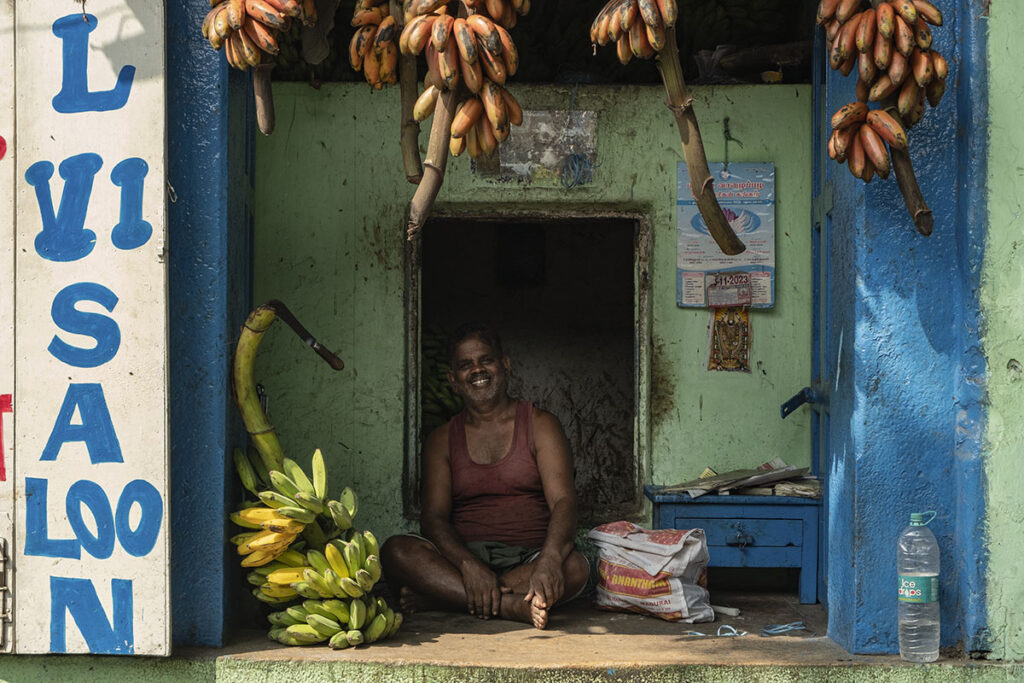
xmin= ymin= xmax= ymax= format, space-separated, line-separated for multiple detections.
xmin=910 ymin=511 xmax=937 ymax=526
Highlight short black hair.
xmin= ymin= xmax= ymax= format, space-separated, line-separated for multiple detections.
xmin=448 ymin=322 xmax=504 ymax=366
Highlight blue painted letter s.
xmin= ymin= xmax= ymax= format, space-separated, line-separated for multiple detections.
xmin=51 ymin=14 xmax=135 ymax=114
xmin=48 ymin=282 xmax=121 ymax=368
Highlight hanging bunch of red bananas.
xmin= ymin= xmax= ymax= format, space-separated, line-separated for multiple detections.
xmin=589 ymin=0 xmax=678 ymax=64
xmin=201 ymin=0 xmax=317 ymax=71
xmin=819 ymin=0 xmax=947 ymax=182
xmin=349 ymin=0 xmax=401 ymax=89
xmin=399 ymin=0 xmax=528 ymax=160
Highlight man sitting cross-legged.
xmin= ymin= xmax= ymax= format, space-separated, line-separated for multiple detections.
xmin=381 ymin=324 xmax=589 ymax=629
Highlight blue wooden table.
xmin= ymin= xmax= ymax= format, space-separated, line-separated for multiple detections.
xmin=644 ymin=486 xmax=820 ymax=604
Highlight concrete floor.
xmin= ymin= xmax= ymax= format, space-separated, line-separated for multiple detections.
xmin=3 ymin=592 xmax=1018 ymax=683
xmin=222 ymin=591 xmax=853 ymax=667
xmin=214 ymin=593 xmax=999 ymax=679
xmin=185 ymin=592 xmax=1024 ymax=682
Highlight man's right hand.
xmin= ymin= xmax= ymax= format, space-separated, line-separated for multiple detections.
xmin=459 ymin=559 xmax=509 ymax=618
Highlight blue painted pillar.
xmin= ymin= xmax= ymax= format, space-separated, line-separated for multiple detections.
xmin=167 ymin=1 xmax=253 ymax=647
xmin=823 ymin=0 xmax=988 ymax=654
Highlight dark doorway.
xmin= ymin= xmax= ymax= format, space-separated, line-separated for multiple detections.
xmin=420 ymin=217 xmax=639 ymax=522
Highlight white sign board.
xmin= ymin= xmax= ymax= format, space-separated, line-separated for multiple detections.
xmin=7 ymin=0 xmax=170 ymax=655
xmin=0 ymin=0 xmax=14 ymax=653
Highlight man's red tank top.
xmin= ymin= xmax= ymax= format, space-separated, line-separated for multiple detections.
xmin=449 ymin=400 xmax=551 ymax=548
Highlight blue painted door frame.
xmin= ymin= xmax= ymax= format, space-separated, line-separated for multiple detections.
xmin=167 ymin=1 xmax=253 ymax=648
xmin=821 ymin=0 xmax=989 ymax=655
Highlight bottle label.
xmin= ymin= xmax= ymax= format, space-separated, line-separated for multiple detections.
xmin=898 ymin=574 xmax=939 ymax=603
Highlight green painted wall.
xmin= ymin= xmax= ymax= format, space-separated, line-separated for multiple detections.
xmin=250 ymin=83 xmax=812 ymax=540
xmin=983 ymin=0 xmax=1024 ymax=662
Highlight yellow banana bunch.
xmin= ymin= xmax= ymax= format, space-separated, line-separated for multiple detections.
xmin=348 ymin=1 xmax=400 ymax=89
xmin=201 ymin=0 xmax=316 ymax=71
xmin=818 ymin=0 xmax=947 ymax=184
xmin=589 ymin=0 xmax=678 ymax=64
xmin=230 ymin=504 xmax=307 ymax=566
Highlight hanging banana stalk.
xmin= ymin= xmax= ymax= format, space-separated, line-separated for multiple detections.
xmin=395 ymin=0 xmax=425 ymax=183
xmin=873 ymin=0 xmax=934 ymax=236
xmin=884 ymin=97 xmax=932 ymax=235
xmin=590 ymin=0 xmax=745 ymax=255
xmin=405 ymin=0 xmax=470 ymax=241
xmin=820 ymin=0 xmax=943 ymax=236
xmin=657 ymin=29 xmax=746 ymax=255
xmin=407 ymin=87 xmax=461 ymax=240
xmin=254 ymin=63 xmax=276 ymax=135
xmin=233 ymin=300 xmax=344 ymax=474
xmin=402 ymin=0 xmax=530 ymax=240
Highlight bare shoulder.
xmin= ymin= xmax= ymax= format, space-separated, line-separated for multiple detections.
xmin=530 ymin=404 xmax=567 ymax=440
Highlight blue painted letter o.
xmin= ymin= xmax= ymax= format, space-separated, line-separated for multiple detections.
xmin=66 ymin=480 xmax=115 ymax=559
xmin=115 ymin=480 xmax=163 ymax=557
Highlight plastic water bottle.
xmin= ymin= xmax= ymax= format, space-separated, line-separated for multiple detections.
xmin=897 ymin=511 xmax=940 ymax=662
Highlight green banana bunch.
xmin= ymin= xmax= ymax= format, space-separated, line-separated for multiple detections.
xmin=225 ymin=327 xmax=402 ymax=649
xmin=421 ymin=325 xmax=464 ymax=439
xmin=277 ymin=624 xmax=328 ymax=645
xmin=324 ymin=595 xmax=402 ymax=649
xmin=233 ymin=448 xmax=260 ymax=497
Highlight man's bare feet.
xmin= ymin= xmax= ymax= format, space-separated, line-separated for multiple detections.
xmin=499 ymin=593 xmax=549 ymax=629
xmin=397 ymin=584 xmax=550 ymax=628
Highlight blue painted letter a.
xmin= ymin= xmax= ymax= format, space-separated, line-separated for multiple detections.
xmin=40 ymin=383 xmax=123 ymax=464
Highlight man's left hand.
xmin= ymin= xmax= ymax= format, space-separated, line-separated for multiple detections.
xmin=524 ymin=554 xmax=565 ymax=609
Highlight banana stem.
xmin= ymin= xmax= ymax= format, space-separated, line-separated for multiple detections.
xmin=880 ymin=99 xmax=933 ymax=236
xmin=406 ymin=87 xmax=457 ymax=240
xmin=656 ymin=29 xmax=746 ymax=256
xmin=234 ymin=307 xmax=285 ymax=473
xmin=395 ymin=0 xmax=424 ymax=184
xmin=232 ymin=301 xmax=344 ymax=473
xmin=407 ymin=1 xmax=473 ymax=241
xmin=254 ymin=63 xmax=275 ymax=136
xmin=889 ymin=147 xmax=934 ymax=236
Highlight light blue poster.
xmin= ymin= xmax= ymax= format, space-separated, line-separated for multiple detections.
xmin=676 ymin=162 xmax=775 ymax=308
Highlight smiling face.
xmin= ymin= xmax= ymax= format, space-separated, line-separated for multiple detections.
xmin=447 ymin=333 xmax=511 ymax=408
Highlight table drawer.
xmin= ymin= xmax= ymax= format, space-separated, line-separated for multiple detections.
xmin=705 ymin=545 xmax=802 ymax=567
xmin=674 ymin=517 xmax=802 ymax=548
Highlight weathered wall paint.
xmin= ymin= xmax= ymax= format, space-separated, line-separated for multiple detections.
xmin=823 ymin=0 xmax=988 ymax=655
xmin=251 ymin=83 xmax=812 ymax=542
xmin=983 ymin=0 xmax=1024 ymax=662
